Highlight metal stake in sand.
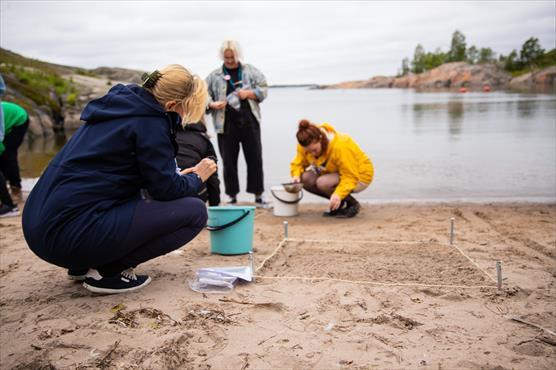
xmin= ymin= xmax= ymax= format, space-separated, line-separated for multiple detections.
xmin=496 ymin=261 xmax=502 ymax=290
xmin=283 ymin=221 xmax=289 ymax=239
xmin=450 ymin=218 xmax=455 ymax=245
xmin=248 ymin=251 xmax=254 ymax=274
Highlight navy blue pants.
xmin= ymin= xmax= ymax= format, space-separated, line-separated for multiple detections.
xmin=94 ymin=197 xmax=207 ymax=276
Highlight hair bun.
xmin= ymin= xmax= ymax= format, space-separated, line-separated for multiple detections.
xmin=298 ymin=119 xmax=311 ymax=129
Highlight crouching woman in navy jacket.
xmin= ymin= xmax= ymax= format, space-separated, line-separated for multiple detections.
xmin=22 ymin=64 xmax=216 ymax=294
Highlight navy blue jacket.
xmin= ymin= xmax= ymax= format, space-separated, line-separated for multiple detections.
xmin=22 ymin=84 xmax=202 ymax=263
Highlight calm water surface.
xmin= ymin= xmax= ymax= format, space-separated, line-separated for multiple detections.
xmin=20 ymin=88 xmax=556 ymax=203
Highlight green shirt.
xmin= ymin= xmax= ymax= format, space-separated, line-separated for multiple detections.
xmin=1 ymin=102 xmax=28 ymax=135
xmin=0 ymin=101 xmax=28 ymax=155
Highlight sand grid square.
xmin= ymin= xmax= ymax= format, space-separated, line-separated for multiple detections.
xmin=259 ymin=240 xmax=494 ymax=287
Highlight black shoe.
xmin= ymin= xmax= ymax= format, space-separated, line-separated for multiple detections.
xmin=255 ymin=196 xmax=272 ymax=209
xmin=227 ymin=196 xmax=237 ymax=205
xmin=0 ymin=204 xmax=19 ymax=218
xmin=10 ymin=187 xmax=22 ymax=203
xmin=335 ymin=203 xmax=360 ymax=218
xmin=67 ymin=268 xmax=88 ymax=281
xmin=83 ymin=268 xmax=151 ymax=294
xmin=322 ymin=200 xmax=346 ymax=217
xmin=323 ymin=208 xmax=341 ymax=217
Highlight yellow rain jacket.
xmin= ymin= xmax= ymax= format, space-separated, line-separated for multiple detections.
xmin=290 ymin=123 xmax=374 ymax=199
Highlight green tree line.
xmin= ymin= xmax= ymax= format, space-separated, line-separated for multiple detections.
xmin=398 ymin=30 xmax=556 ymax=77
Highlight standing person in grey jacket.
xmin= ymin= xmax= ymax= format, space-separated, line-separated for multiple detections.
xmin=205 ymin=40 xmax=269 ymax=207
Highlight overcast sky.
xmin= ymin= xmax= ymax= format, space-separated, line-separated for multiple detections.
xmin=1 ymin=1 xmax=554 ymax=84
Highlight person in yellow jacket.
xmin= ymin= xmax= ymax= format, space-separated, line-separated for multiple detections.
xmin=290 ymin=119 xmax=373 ymax=218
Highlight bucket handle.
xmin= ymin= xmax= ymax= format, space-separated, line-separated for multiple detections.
xmin=206 ymin=209 xmax=251 ymax=232
xmin=271 ymin=189 xmax=304 ymax=204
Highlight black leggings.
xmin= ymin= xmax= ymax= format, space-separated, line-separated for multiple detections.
xmin=0 ymin=120 xmax=28 ymax=189
xmin=94 ymin=197 xmax=207 ymax=276
xmin=0 ymin=170 xmax=15 ymax=207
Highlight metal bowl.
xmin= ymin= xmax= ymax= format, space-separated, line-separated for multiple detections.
xmin=281 ymin=182 xmax=303 ymax=193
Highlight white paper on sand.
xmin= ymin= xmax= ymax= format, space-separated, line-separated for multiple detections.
xmin=189 ymin=266 xmax=253 ymax=293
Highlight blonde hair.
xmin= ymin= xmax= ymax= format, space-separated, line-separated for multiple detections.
xmin=219 ymin=40 xmax=243 ymax=62
xmin=144 ymin=64 xmax=207 ymax=125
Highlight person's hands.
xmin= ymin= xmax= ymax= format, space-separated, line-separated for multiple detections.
xmin=291 ymin=176 xmax=300 ymax=183
xmin=194 ymin=158 xmax=217 ymax=182
xmin=237 ymin=89 xmax=254 ymax=100
xmin=179 ymin=167 xmax=195 ymax=175
xmin=209 ymin=101 xmax=227 ymax=110
xmin=329 ymin=194 xmax=342 ymax=211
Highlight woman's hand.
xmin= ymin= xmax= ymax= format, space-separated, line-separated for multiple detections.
xmin=209 ymin=101 xmax=227 ymax=110
xmin=194 ymin=158 xmax=217 ymax=182
xmin=180 ymin=159 xmax=217 ymax=182
xmin=291 ymin=176 xmax=300 ymax=183
xmin=237 ymin=89 xmax=255 ymax=100
xmin=179 ymin=167 xmax=195 ymax=175
xmin=329 ymin=194 xmax=342 ymax=211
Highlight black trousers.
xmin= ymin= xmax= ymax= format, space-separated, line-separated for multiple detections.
xmin=217 ymin=118 xmax=264 ymax=197
xmin=0 ymin=120 xmax=29 ymax=189
xmin=0 ymin=170 xmax=15 ymax=207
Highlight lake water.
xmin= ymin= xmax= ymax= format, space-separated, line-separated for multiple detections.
xmin=19 ymin=88 xmax=556 ymax=203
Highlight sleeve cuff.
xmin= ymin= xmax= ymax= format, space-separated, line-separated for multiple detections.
xmin=184 ymin=172 xmax=203 ymax=191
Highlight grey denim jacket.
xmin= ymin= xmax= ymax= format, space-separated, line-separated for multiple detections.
xmin=205 ymin=63 xmax=268 ymax=134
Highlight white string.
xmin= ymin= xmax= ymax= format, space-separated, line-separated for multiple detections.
xmin=449 ymin=242 xmax=497 ymax=283
xmin=255 ymin=238 xmax=288 ymax=272
xmin=253 ymin=274 xmax=498 ymax=290
xmin=281 ymin=237 xmax=497 ymax=283
xmin=286 ymin=237 xmax=429 ymax=245
xmin=254 ymin=237 xmax=498 ymax=289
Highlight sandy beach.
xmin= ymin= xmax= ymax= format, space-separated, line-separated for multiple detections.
xmin=1 ymin=202 xmax=555 ymax=369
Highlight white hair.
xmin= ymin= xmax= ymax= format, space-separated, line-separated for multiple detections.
xmin=219 ymin=40 xmax=243 ymax=62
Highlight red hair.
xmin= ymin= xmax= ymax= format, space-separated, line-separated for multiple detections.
xmin=296 ymin=119 xmax=328 ymax=154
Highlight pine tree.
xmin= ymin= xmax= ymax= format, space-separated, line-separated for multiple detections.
xmin=448 ymin=30 xmax=467 ymax=62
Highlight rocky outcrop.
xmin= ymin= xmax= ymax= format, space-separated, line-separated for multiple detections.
xmin=393 ymin=62 xmax=511 ymax=89
xmin=322 ymin=62 xmax=554 ymax=91
xmin=61 ymin=74 xmax=132 ymax=130
xmin=325 ymin=76 xmax=395 ymax=89
xmin=92 ymin=67 xmax=144 ymax=84
xmin=1 ymin=86 xmax=57 ymax=137
xmin=1 ymin=48 xmax=146 ymax=137
xmin=508 ymin=66 xmax=556 ymax=92
xmin=27 ymin=111 xmax=55 ymax=137
xmin=10 ymin=72 xmax=139 ymax=134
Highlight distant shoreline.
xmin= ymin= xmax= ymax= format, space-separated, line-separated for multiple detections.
xmin=317 ymin=62 xmax=556 ymax=93
xmin=269 ymin=84 xmax=318 ymax=88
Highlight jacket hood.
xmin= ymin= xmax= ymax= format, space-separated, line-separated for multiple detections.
xmin=80 ymin=84 xmax=165 ymax=123
xmin=182 ymin=122 xmax=207 ymax=133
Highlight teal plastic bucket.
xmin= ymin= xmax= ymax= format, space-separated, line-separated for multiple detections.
xmin=207 ymin=206 xmax=255 ymax=255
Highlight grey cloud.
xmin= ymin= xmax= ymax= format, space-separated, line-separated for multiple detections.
xmin=1 ymin=0 xmax=554 ymax=84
